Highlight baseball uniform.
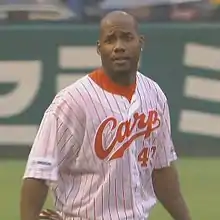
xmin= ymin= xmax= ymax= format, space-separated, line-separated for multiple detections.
xmin=24 ymin=68 xmax=177 ymax=220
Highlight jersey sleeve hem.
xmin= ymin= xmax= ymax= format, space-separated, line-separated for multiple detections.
xmin=154 ymin=152 xmax=178 ymax=169
xmin=23 ymin=170 xmax=58 ymax=186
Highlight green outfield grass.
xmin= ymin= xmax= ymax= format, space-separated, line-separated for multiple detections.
xmin=1 ymin=158 xmax=219 ymax=220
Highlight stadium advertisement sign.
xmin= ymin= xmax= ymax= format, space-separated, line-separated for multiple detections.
xmin=0 ymin=23 xmax=220 ymax=156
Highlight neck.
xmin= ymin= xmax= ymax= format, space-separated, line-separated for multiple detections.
xmin=103 ymin=68 xmax=136 ymax=86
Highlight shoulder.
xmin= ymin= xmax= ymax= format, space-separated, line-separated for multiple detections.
xmin=137 ymin=71 xmax=167 ymax=103
xmin=45 ymin=74 xmax=91 ymax=120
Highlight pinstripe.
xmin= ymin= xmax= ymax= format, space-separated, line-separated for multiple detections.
xmin=86 ymin=81 xmax=114 ymax=220
xmin=93 ymin=197 xmax=96 ymax=220
xmin=108 ymin=172 xmax=113 ymax=220
xmin=122 ymin=161 xmax=128 ymax=220
xmin=114 ymin=167 xmax=120 ymax=220
xmin=75 ymin=84 xmax=100 ymax=165
xmin=139 ymin=75 xmax=165 ymax=204
xmin=112 ymin=94 xmax=130 ymax=220
xmin=57 ymin=139 xmax=74 ymax=168
xmin=74 ymin=82 xmax=99 ymax=209
xmin=88 ymin=173 xmax=94 ymax=218
xmin=137 ymin=81 xmax=154 ymax=196
xmin=57 ymin=128 xmax=68 ymax=145
xmin=69 ymin=173 xmax=83 ymax=213
xmin=136 ymin=75 xmax=153 ymax=213
xmin=151 ymin=82 xmax=169 ymax=168
xmin=160 ymin=102 xmax=171 ymax=166
xmin=37 ymin=115 xmax=55 ymax=178
xmin=55 ymin=108 xmax=82 ymax=145
xmin=57 ymin=99 xmax=84 ymax=129
xmin=101 ymin=185 xmax=104 ymax=220
xmin=24 ymin=71 xmax=177 ymax=220
xmin=95 ymin=80 xmax=122 ymax=220
xmin=59 ymin=172 xmax=66 ymax=212
xmin=66 ymin=176 xmax=75 ymax=202
xmin=136 ymin=77 xmax=150 ymax=211
xmin=128 ymin=153 xmax=142 ymax=218
xmin=56 ymin=120 xmax=77 ymax=212
xmin=77 ymin=174 xmax=89 ymax=217
xmin=40 ymin=116 xmax=50 ymax=157
xmin=78 ymin=81 xmax=106 ymax=220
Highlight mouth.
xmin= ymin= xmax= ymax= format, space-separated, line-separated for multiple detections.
xmin=112 ymin=57 xmax=130 ymax=64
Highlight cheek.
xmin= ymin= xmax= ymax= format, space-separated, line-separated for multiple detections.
xmin=100 ymin=54 xmax=111 ymax=66
xmin=100 ymin=49 xmax=112 ymax=60
xmin=129 ymin=43 xmax=141 ymax=54
xmin=131 ymin=48 xmax=141 ymax=60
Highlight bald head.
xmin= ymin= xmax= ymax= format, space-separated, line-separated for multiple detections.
xmin=100 ymin=11 xmax=138 ymax=34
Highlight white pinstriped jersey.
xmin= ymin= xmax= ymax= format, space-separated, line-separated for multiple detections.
xmin=24 ymin=69 xmax=177 ymax=220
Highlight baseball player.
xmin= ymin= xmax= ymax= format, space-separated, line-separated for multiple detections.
xmin=20 ymin=11 xmax=191 ymax=220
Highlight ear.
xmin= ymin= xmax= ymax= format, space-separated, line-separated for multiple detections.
xmin=97 ymin=40 xmax=101 ymax=56
xmin=139 ymin=35 xmax=145 ymax=51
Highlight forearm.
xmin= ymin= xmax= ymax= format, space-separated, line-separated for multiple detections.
xmin=20 ymin=178 xmax=48 ymax=220
xmin=152 ymin=164 xmax=191 ymax=220
xmin=156 ymin=186 xmax=191 ymax=220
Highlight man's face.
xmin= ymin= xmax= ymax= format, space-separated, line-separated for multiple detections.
xmin=98 ymin=19 xmax=143 ymax=76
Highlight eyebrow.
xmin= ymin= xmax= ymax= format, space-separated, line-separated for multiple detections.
xmin=105 ymin=30 xmax=133 ymax=36
xmin=122 ymin=32 xmax=133 ymax=36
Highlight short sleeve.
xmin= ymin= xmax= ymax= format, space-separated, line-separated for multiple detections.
xmin=23 ymin=112 xmax=76 ymax=184
xmin=154 ymin=101 xmax=177 ymax=169
xmin=23 ymin=86 xmax=86 ymax=183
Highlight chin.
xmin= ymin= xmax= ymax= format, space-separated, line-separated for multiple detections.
xmin=113 ymin=67 xmax=131 ymax=74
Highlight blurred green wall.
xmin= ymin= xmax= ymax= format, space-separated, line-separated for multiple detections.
xmin=0 ymin=23 xmax=220 ymax=157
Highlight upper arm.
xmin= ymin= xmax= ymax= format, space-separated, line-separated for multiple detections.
xmin=154 ymin=100 xmax=177 ymax=170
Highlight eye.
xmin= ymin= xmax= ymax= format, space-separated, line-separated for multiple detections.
xmin=123 ymin=34 xmax=134 ymax=42
xmin=104 ymin=38 xmax=112 ymax=44
xmin=104 ymin=35 xmax=115 ymax=44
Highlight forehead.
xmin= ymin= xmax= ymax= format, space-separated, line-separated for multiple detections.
xmin=101 ymin=19 xmax=137 ymax=37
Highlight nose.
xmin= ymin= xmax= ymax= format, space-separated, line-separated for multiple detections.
xmin=113 ymin=39 xmax=126 ymax=53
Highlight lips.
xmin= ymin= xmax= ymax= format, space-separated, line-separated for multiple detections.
xmin=112 ymin=56 xmax=130 ymax=65
xmin=113 ymin=57 xmax=129 ymax=61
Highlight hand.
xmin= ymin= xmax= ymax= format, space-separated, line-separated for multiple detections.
xmin=39 ymin=209 xmax=62 ymax=220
